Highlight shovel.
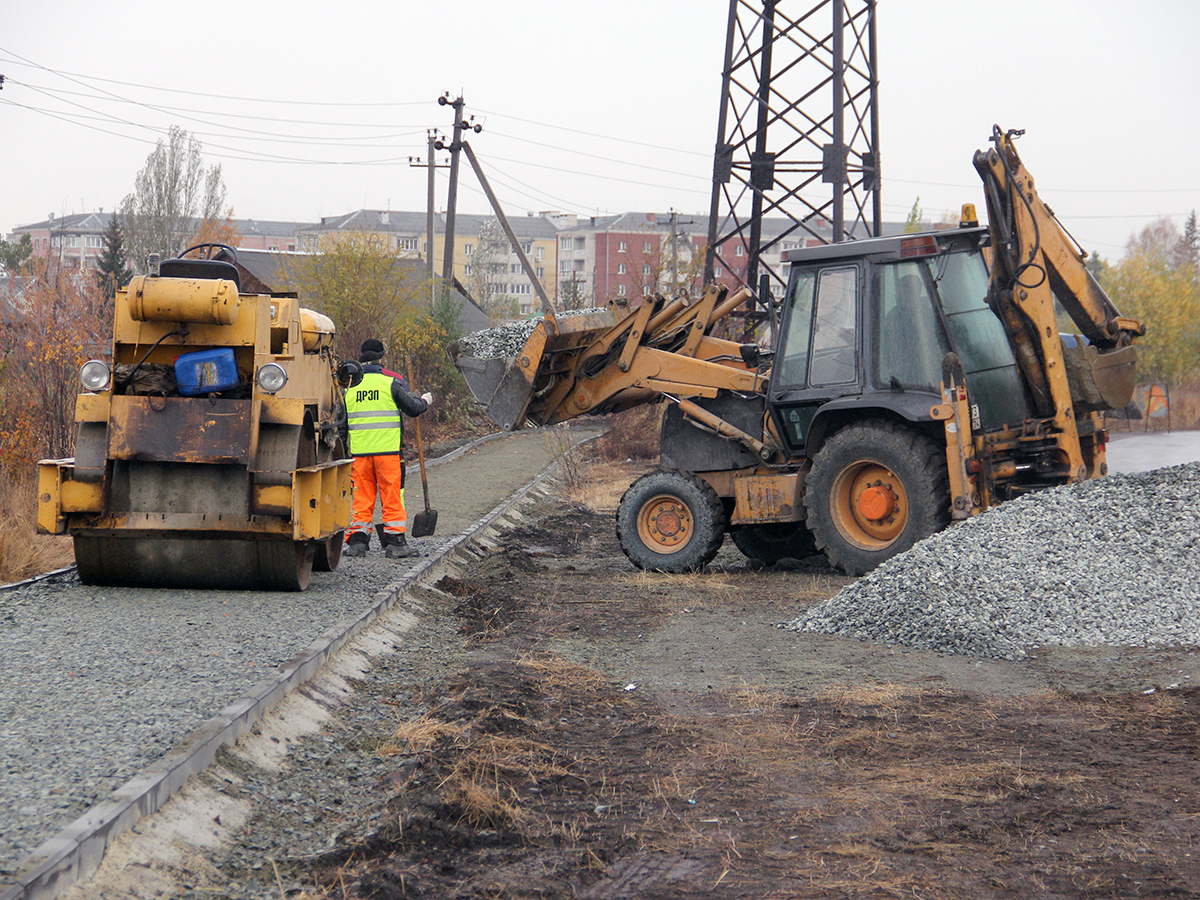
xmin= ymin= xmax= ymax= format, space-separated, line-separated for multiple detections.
xmin=406 ymin=358 xmax=438 ymax=537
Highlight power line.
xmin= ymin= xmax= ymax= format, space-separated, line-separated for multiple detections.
xmin=15 ymin=79 xmax=432 ymax=134
xmin=0 ymin=50 xmax=429 ymax=107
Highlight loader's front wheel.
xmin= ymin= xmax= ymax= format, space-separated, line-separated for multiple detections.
xmin=805 ymin=420 xmax=949 ymax=576
xmin=616 ymin=470 xmax=726 ymax=573
xmin=730 ymin=521 xmax=817 ymax=565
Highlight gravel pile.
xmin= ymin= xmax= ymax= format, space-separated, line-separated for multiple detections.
xmin=784 ymin=463 xmax=1200 ymax=659
xmin=453 ymin=308 xmax=617 ymax=359
xmin=454 ymin=319 xmax=540 ymax=359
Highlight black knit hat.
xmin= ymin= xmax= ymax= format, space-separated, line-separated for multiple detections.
xmin=360 ymin=339 xmax=385 ymax=362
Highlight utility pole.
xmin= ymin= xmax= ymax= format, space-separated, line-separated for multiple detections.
xmin=667 ymin=209 xmax=694 ymax=296
xmin=408 ymin=130 xmax=449 ymax=305
xmin=435 ymin=94 xmax=482 ymax=293
xmin=437 ymin=95 xmax=554 ymax=317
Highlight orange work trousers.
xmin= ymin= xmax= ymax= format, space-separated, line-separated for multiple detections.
xmin=346 ymin=454 xmax=406 ymax=545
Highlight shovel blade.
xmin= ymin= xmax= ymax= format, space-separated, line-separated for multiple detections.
xmin=410 ymin=508 xmax=438 ymax=538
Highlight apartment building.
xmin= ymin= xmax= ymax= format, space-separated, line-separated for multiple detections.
xmin=299 ymin=210 xmax=560 ymax=317
xmin=10 ymin=213 xmax=315 ymax=270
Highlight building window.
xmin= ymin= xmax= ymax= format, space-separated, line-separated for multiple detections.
xmin=735 ymin=244 xmax=744 ymax=257
xmin=269 ymin=245 xmax=278 ymax=251
xmin=535 ymin=246 xmax=544 ymax=260
xmin=618 ymin=241 xmax=627 ymax=252
xmin=398 ymin=237 xmax=419 ymax=251
xmin=288 ymin=243 xmax=295 ymax=251
xmin=560 ymin=237 xmax=571 ymax=250
xmin=512 ymin=283 xmax=531 ymax=295
xmin=536 ymin=267 xmax=544 ymax=278
xmin=521 ymin=241 xmax=533 ymax=254
xmin=644 ymin=241 xmax=652 ymax=252
xmin=715 ymin=265 xmax=723 ymax=277
xmin=617 ymin=263 xmax=626 ymax=275
xmin=617 ymin=284 xmax=626 ymax=297
xmin=464 ymin=264 xmax=472 ymax=275
xmin=643 ymin=264 xmax=651 ymax=276
xmin=464 ymin=243 xmax=474 ymax=256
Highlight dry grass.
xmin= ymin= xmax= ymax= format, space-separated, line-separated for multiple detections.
xmin=595 ymin=404 xmax=664 ymax=462
xmin=566 ymin=459 xmax=644 ymax=512
xmin=0 ymin=472 xmax=73 ymax=584
xmin=378 ymin=710 xmax=468 ymax=756
xmin=515 ymin=653 xmax=608 ymax=693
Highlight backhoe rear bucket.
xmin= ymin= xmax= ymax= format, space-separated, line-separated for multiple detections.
xmin=1062 ymin=341 xmax=1137 ymax=414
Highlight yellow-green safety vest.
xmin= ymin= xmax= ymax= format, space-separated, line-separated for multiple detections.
xmin=344 ymin=372 xmax=404 ymax=455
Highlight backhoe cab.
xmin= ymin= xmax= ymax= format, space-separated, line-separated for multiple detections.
xmin=452 ymin=126 xmax=1142 ymax=575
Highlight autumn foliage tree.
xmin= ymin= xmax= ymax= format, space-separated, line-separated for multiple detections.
xmin=0 ymin=259 xmax=112 ymax=475
xmin=280 ymin=232 xmax=470 ymax=427
xmin=1097 ymin=215 xmax=1200 ymax=387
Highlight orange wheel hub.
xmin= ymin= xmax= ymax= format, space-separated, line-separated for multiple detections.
xmin=830 ymin=462 xmax=908 ymax=549
xmin=637 ymin=494 xmax=694 ymax=554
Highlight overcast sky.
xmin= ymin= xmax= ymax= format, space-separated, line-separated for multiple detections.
xmin=3 ymin=1 xmax=1197 ymax=260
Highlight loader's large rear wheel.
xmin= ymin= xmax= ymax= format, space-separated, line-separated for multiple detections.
xmin=74 ymin=536 xmax=316 ymax=591
xmin=616 ymin=470 xmax=725 ymax=573
xmin=804 ymin=420 xmax=949 ymax=576
xmin=730 ymin=521 xmax=817 ymax=565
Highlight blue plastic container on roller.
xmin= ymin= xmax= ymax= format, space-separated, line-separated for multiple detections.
xmin=175 ymin=348 xmax=240 ymax=396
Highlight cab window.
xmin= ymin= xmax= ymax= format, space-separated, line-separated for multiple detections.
xmin=774 ymin=270 xmax=816 ymax=388
xmin=873 ymin=261 xmax=949 ymax=393
xmin=808 ymin=267 xmax=858 ymax=386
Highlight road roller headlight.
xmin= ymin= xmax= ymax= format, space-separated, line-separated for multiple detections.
xmin=256 ymin=362 xmax=288 ymax=394
xmin=79 ymin=359 xmax=111 ymax=392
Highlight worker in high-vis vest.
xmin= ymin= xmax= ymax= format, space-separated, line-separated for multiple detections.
xmin=343 ymin=339 xmax=432 ymax=559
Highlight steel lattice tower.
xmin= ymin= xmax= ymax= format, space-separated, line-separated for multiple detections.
xmin=704 ymin=0 xmax=880 ymax=305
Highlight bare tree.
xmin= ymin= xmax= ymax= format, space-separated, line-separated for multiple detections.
xmin=118 ymin=126 xmax=228 ymax=272
xmin=467 ymin=219 xmax=517 ymax=320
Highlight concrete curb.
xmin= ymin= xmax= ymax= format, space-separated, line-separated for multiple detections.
xmin=3 ymin=431 xmax=601 ymax=900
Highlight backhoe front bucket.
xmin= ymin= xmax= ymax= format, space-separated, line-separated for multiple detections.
xmin=450 ymin=309 xmax=618 ymax=430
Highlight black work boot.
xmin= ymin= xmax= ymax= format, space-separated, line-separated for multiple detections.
xmin=384 ymin=533 xmax=420 ymax=559
xmin=343 ymin=534 xmax=369 ymax=558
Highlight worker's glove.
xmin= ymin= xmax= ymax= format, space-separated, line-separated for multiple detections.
xmin=421 ymin=392 xmax=433 ymax=406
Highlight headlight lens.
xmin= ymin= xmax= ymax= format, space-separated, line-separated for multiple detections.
xmin=256 ymin=362 xmax=288 ymax=394
xmin=79 ymin=360 xmax=111 ymax=392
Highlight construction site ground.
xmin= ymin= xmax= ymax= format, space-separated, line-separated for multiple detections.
xmin=272 ymin=436 xmax=1200 ymax=900
xmin=67 ymin=430 xmax=1200 ymax=900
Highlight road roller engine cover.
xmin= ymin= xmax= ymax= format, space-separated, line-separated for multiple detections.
xmin=37 ymin=243 xmax=356 ymax=591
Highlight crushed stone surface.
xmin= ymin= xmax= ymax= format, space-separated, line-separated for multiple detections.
xmin=784 ymin=463 xmax=1200 ymax=659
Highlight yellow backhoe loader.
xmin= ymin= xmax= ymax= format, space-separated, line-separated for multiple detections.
xmin=452 ymin=127 xmax=1144 ymax=575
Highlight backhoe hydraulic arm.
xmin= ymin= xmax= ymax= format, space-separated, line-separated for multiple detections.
xmin=974 ymin=126 xmax=1143 ymax=424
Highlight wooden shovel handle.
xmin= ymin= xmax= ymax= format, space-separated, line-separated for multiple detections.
xmin=406 ymin=358 xmax=431 ymax=513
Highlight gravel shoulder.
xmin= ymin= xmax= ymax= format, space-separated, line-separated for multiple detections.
xmin=57 ymin=445 xmax=1200 ymax=900
xmin=0 ymin=426 xmax=593 ymax=888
